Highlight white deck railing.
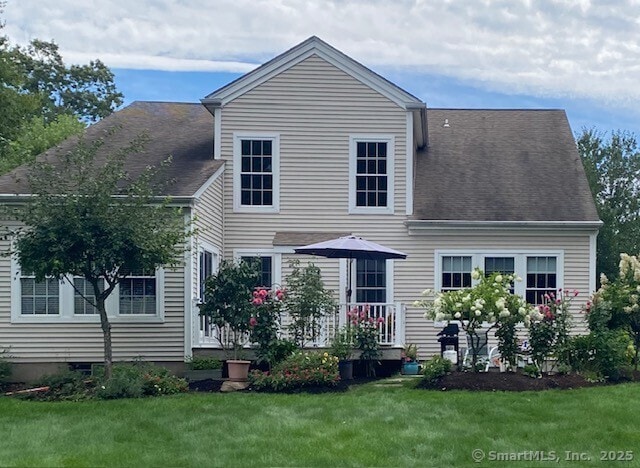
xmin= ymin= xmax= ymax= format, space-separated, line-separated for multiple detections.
xmin=195 ymin=302 xmax=405 ymax=349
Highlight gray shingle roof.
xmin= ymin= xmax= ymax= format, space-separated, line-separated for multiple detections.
xmin=0 ymin=101 xmax=223 ymax=198
xmin=413 ymin=109 xmax=600 ymax=222
xmin=273 ymin=231 xmax=352 ymax=246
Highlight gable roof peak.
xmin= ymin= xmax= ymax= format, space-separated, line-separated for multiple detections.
xmin=202 ymin=36 xmax=424 ymax=111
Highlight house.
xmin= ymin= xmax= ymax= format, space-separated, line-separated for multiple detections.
xmin=0 ymin=37 xmax=600 ymax=381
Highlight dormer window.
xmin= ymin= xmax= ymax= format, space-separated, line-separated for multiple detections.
xmin=233 ymin=133 xmax=280 ymax=213
xmin=349 ymin=135 xmax=394 ymax=214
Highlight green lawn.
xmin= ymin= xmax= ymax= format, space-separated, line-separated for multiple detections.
xmin=1 ymin=381 xmax=639 ymax=467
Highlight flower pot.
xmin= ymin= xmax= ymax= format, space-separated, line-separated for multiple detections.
xmin=184 ymin=369 xmax=223 ymax=382
xmin=226 ymin=360 xmax=251 ymax=381
xmin=402 ymin=361 xmax=420 ymax=375
xmin=338 ymin=360 xmax=353 ymax=380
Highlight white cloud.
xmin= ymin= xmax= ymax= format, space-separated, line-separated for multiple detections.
xmin=3 ymin=0 xmax=640 ymax=108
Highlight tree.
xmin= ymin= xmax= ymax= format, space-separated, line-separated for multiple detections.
xmin=0 ymin=4 xmax=123 ymax=172
xmin=5 ymin=132 xmax=189 ymax=378
xmin=577 ymin=129 xmax=640 ymax=281
xmin=199 ymin=259 xmax=262 ymax=360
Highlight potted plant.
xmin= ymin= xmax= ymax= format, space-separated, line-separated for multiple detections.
xmin=198 ymin=259 xmax=261 ymax=381
xmin=184 ymin=356 xmax=223 ymax=381
xmin=330 ymin=327 xmax=354 ymax=380
xmin=402 ymin=343 xmax=420 ymax=375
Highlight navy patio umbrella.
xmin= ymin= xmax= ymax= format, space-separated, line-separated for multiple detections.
xmin=294 ymin=235 xmax=407 ymax=303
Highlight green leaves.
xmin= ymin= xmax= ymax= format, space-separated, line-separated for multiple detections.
xmin=577 ymin=129 xmax=640 ymax=281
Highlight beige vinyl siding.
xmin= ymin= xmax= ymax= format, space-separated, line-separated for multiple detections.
xmin=220 ymin=53 xmax=408 ymax=255
xmin=0 ymin=227 xmax=186 ymax=363
xmin=193 ymin=176 xmax=224 ymax=298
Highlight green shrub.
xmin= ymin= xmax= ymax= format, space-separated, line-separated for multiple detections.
xmin=96 ymin=363 xmax=188 ymax=399
xmin=420 ymin=356 xmax=452 ymax=388
xmin=523 ymin=364 xmax=541 ymax=378
xmin=249 ymin=351 xmax=340 ymax=392
xmin=0 ymin=349 xmax=12 ymax=389
xmin=21 ymin=370 xmax=93 ymax=401
xmin=186 ymin=356 xmax=222 ymax=370
xmin=568 ymin=330 xmax=633 ymax=382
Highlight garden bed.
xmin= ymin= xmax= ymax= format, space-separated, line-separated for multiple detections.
xmin=428 ymin=370 xmax=604 ymax=391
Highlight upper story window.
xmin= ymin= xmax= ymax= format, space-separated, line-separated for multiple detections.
xmin=349 ymin=135 xmax=394 ymax=214
xmin=233 ymin=133 xmax=280 ymax=213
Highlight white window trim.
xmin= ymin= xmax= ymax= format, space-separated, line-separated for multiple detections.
xmin=233 ymin=249 xmax=281 ymax=288
xmin=434 ymin=249 xmax=565 ymax=298
xmin=196 ymin=240 xmax=220 ymax=302
xmin=348 ymin=134 xmax=395 ymax=214
xmin=10 ymin=254 xmax=165 ymax=323
xmin=233 ymin=132 xmax=280 ymax=214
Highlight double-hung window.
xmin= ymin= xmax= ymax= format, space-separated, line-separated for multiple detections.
xmin=119 ymin=269 xmax=157 ymax=315
xmin=20 ymin=274 xmax=59 ymax=315
xmin=241 ymin=256 xmax=273 ymax=288
xmin=526 ymin=257 xmax=557 ymax=305
xmin=73 ymin=277 xmax=101 ymax=315
xmin=234 ymin=134 xmax=280 ymax=213
xmin=349 ymin=136 xmax=394 ymax=214
xmin=199 ymin=247 xmax=218 ymax=302
xmin=440 ymin=256 xmax=472 ymax=291
xmin=356 ymin=259 xmax=387 ymax=303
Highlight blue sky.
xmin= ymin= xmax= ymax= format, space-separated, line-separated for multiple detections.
xmin=6 ymin=0 xmax=640 ymax=137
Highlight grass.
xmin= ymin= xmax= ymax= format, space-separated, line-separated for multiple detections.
xmin=1 ymin=381 xmax=639 ymax=467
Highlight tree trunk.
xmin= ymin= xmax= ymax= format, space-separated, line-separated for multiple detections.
xmin=96 ymin=298 xmax=113 ymax=379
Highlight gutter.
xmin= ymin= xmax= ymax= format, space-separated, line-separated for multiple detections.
xmin=0 ymin=193 xmax=197 ymax=207
xmin=405 ymin=219 xmax=603 ymax=232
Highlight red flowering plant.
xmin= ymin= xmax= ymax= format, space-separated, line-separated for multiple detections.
xmin=248 ymin=351 xmax=340 ymax=392
xmin=347 ymin=305 xmax=384 ymax=376
xmin=249 ymin=287 xmax=288 ymax=367
xmin=528 ymin=288 xmax=578 ymax=373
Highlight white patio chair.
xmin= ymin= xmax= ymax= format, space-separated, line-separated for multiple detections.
xmin=462 ymin=332 xmax=500 ymax=372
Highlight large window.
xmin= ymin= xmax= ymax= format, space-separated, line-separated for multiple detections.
xmin=234 ymin=134 xmax=279 ymax=212
xmin=356 ymin=259 xmax=387 ymax=303
xmin=11 ymin=258 xmax=164 ymax=322
xmin=435 ymin=252 xmax=562 ymax=305
xmin=349 ymin=136 xmax=394 ymax=213
xmin=119 ymin=270 xmax=157 ymax=315
xmin=20 ymin=275 xmax=59 ymax=315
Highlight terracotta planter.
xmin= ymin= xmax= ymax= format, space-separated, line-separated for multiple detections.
xmin=226 ymin=360 xmax=251 ymax=381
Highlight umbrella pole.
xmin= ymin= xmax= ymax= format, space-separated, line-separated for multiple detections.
xmin=347 ymin=257 xmax=353 ymax=307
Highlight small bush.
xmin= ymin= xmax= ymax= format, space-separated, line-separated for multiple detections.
xmin=419 ymin=356 xmax=452 ymax=388
xmin=0 ymin=349 xmax=12 ymax=390
xmin=187 ymin=356 xmax=222 ymax=370
xmin=249 ymin=351 xmax=340 ymax=392
xmin=21 ymin=370 xmax=93 ymax=401
xmin=96 ymin=363 xmax=188 ymax=399
xmin=568 ymin=330 xmax=633 ymax=382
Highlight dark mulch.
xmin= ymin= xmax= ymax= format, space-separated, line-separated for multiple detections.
xmin=428 ymin=371 xmax=604 ymax=392
xmin=188 ymin=379 xmax=224 ymax=392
